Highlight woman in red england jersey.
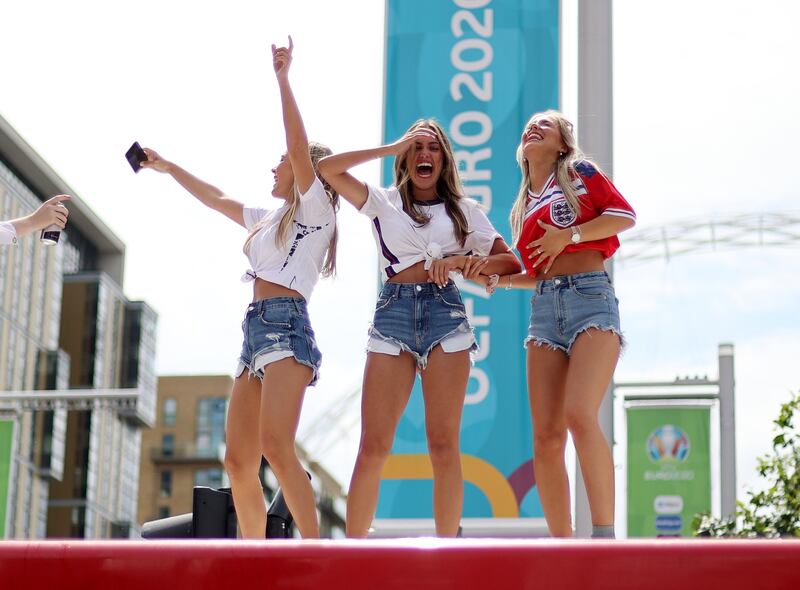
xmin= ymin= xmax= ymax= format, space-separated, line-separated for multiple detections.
xmin=486 ymin=110 xmax=635 ymax=538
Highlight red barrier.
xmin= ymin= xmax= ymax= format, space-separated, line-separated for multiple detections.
xmin=1 ymin=539 xmax=798 ymax=589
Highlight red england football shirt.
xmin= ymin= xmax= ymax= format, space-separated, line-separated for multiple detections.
xmin=517 ymin=160 xmax=635 ymax=275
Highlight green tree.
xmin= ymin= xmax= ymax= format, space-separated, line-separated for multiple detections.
xmin=693 ymin=392 xmax=800 ymax=538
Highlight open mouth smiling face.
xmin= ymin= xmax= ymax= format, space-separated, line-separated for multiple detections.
xmin=522 ymin=117 xmax=563 ymax=154
xmin=271 ymin=154 xmax=294 ymax=199
xmin=525 ymin=130 xmax=544 ymax=143
xmin=415 ymin=161 xmax=434 ymax=179
xmin=409 ymin=134 xmax=442 ymax=192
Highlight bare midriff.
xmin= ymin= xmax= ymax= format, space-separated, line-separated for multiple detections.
xmin=533 ymin=249 xmax=606 ymax=281
xmin=387 ymin=260 xmax=433 ymax=284
xmin=253 ymin=278 xmax=304 ymax=301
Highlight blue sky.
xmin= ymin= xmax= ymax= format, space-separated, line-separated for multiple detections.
xmin=2 ymin=0 xmax=798 ymax=530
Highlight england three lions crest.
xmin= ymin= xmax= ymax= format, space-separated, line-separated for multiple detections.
xmin=550 ymin=199 xmax=576 ymax=228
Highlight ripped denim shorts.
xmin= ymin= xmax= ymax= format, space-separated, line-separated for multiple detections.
xmin=525 ymin=271 xmax=623 ymax=355
xmin=235 ymin=297 xmax=322 ymax=386
xmin=368 ymin=281 xmax=476 ymax=370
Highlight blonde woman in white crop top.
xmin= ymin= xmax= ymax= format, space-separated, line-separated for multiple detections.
xmin=140 ymin=38 xmax=336 ymax=539
xmin=319 ymin=119 xmax=521 ymax=537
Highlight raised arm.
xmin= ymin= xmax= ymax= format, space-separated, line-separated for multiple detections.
xmin=273 ymin=36 xmax=315 ymax=195
xmin=7 ymin=194 xmax=71 ymax=239
xmin=140 ymin=148 xmax=246 ymax=227
xmin=318 ymin=129 xmax=436 ymax=210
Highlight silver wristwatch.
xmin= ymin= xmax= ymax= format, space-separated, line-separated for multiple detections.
xmin=570 ymin=225 xmax=582 ymax=244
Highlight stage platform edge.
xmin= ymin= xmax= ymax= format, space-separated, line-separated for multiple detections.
xmin=1 ymin=538 xmax=799 ymax=589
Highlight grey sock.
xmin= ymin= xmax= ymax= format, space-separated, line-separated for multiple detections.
xmin=591 ymin=524 xmax=615 ymax=539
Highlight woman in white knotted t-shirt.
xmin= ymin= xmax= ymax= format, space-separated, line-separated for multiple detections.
xmin=319 ymin=119 xmax=521 ymax=537
xmin=140 ymin=38 xmax=337 ymax=539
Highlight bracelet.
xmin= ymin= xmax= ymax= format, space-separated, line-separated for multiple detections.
xmin=486 ymin=273 xmax=500 ymax=295
xmin=505 ymin=274 xmax=513 ymax=290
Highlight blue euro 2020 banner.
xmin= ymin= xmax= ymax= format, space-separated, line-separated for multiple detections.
xmin=377 ymin=0 xmax=560 ymax=522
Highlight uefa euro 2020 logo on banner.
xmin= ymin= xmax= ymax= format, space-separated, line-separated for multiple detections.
xmin=646 ymin=424 xmax=690 ymax=464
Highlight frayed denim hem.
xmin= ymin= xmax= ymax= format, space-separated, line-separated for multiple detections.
xmin=523 ymin=336 xmax=568 ymax=354
xmin=235 ymin=360 xmax=258 ymax=380
xmin=234 ymin=353 xmax=320 ymax=387
xmin=368 ymin=321 xmax=478 ymax=371
xmin=565 ymin=324 xmax=625 ymax=357
xmin=524 ymin=325 xmax=625 ymax=358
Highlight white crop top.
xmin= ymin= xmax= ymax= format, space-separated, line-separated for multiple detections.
xmin=241 ymin=177 xmax=335 ymax=300
xmin=358 ymin=184 xmax=501 ymax=281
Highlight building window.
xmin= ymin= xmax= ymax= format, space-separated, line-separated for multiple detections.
xmin=194 ymin=468 xmax=224 ymax=489
xmin=160 ymin=470 xmax=172 ymax=498
xmin=163 ymin=398 xmax=177 ymax=426
xmin=158 ymin=506 xmax=171 ymax=519
xmin=162 ymin=434 xmax=174 ymax=456
xmin=196 ymin=398 xmax=226 ymax=457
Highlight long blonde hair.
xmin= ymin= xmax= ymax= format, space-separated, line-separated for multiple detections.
xmin=244 ymin=142 xmax=339 ymax=277
xmin=394 ymin=119 xmax=471 ymax=246
xmin=509 ymin=110 xmax=587 ymax=247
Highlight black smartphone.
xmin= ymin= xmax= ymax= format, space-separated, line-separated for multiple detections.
xmin=125 ymin=141 xmax=147 ymax=173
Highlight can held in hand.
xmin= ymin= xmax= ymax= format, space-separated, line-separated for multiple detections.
xmin=39 ymin=202 xmax=68 ymax=246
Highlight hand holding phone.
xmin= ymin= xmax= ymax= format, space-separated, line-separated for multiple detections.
xmin=125 ymin=141 xmax=147 ymax=173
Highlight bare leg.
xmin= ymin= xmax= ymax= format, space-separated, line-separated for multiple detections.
xmin=564 ymin=329 xmax=620 ymax=526
xmin=420 ymin=346 xmax=470 ymax=537
xmin=527 ymin=344 xmax=572 ymax=537
xmin=346 ymin=351 xmax=416 ymax=538
xmin=224 ymin=373 xmax=267 ymax=539
xmin=260 ymin=357 xmax=319 ymax=538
